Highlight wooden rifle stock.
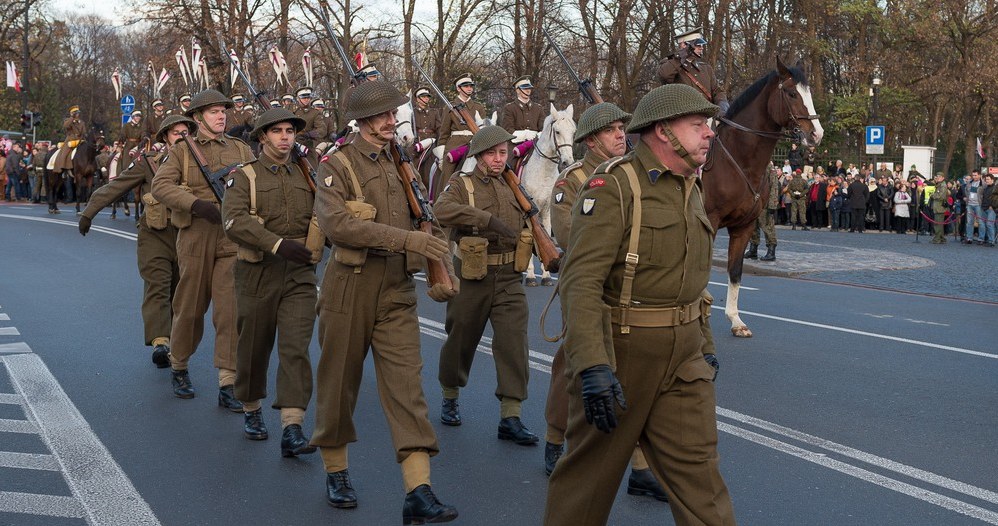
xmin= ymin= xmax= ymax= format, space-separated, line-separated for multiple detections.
xmin=388 ymin=142 xmax=453 ymax=290
xmin=452 ymin=107 xmax=563 ymax=273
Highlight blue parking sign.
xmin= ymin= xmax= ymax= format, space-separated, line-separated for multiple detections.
xmin=865 ymin=126 xmax=885 ymax=154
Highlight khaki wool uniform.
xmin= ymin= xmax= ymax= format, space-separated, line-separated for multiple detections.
xmin=544 ymin=150 xmax=604 ymax=443
xmin=437 ymin=98 xmax=487 ymax=198
xmin=657 ymin=55 xmax=728 ymax=106
xmin=145 ymin=112 xmax=167 ymax=141
xmin=544 ymin=142 xmax=734 ymax=526
xmin=293 ymin=106 xmax=328 ymax=166
xmin=750 ymin=169 xmax=779 ymax=247
xmin=311 ymin=135 xmax=445 ymax=464
xmin=55 ymin=117 xmax=86 ymax=173
xmin=931 ymin=182 xmax=950 ymax=243
xmin=150 ymin=130 xmax=255 ymax=380
xmin=414 ymin=106 xmax=442 ymax=190
xmin=119 ymin=121 xmax=145 ymax=173
xmin=501 ymin=99 xmax=546 ymax=135
xmin=32 ymin=148 xmax=49 ymax=198
xmin=433 ymin=166 xmax=530 ymax=411
xmin=221 ymin=152 xmax=316 ymax=412
xmin=224 ymin=107 xmax=254 ymax=135
xmin=786 ymin=173 xmax=808 ymax=226
xmin=82 ymin=151 xmax=178 ymax=345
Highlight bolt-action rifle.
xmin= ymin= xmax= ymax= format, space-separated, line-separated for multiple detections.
xmin=413 ymin=58 xmax=562 ymax=273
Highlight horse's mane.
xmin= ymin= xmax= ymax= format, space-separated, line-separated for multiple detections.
xmin=726 ymin=64 xmax=808 ymax=118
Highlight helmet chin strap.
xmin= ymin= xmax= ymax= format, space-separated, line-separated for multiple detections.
xmin=660 ymin=122 xmax=700 ymax=171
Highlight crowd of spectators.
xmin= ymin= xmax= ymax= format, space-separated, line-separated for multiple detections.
xmin=772 ymin=155 xmax=997 ymax=247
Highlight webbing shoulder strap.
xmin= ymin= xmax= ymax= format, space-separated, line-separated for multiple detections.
xmin=332 ymin=151 xmax=365 ymax=201
xmin=460 ymin=175 xmax=479 ymax=234
xmin=241 ymin=164 xmax=259 ymax=216
xmin=617 ymin=163 xmax=643 ymax=334
xmin=180 ymin=146 xmax=189 ymax=186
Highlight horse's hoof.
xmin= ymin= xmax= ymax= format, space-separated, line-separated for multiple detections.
xmin=731 ymin=326 xmax=753 ymax=338
xmin=541 ymin=277 xmax=554 ymax=286
xmin=525 ymin=278 xmax=538 ymax=287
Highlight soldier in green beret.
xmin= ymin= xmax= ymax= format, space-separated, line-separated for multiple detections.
xmin=544 ymin=84 xmax=735 ymax=526
xmin=220 ymin=108 xmax=318 ymax=457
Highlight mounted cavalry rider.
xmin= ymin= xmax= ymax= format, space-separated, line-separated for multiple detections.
xmin=292 ymin=87 xmax=328 ymax=165
xmin=412 ymin=86 xmax=442 ymax=188
xmin=501 ymin=75 xmax=546 ymax=145
xmin=657 ymin=27 xmax=730 ymax=115
xmin=54 ymin=105 xmax=86 ymax=175
xmin=437 ymin=73 xmax=487 ymax=198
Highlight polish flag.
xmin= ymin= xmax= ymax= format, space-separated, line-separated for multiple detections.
xmin=977 ymin=137 xmax=985 ymax=159
xmin=6 ymin=61 xmax=21 ymax=92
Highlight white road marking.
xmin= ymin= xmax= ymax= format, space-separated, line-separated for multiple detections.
xmin=718 ymin=407 xmax=998 ymax=505
xmin=0 ymin=313 xmax=9 ymax=320
xmin=418 ymin=322 xmax=551 ymax=374
xmin=418 ymin=316 xmax=553 ymax=364
xmin=713 ymin=306 xmax=995 ymax=359
xmin=862 ymin=313 xmax=894 ymax=319
xmin=0 ymin=491 xmax=86 ymax=519
xmin=2 ymin=350 xmax=160 ymax=525
xmin=0 ymin=417 xmax=39 ymax=433
xmin=0 ymin=392 xmax=22 ymax=404
xmin=0 ymin=451 xmax=61 ymax=471
xmin=0 ymin=327 xmax=21 ymax=336
xmin=718 ymin=422 xmax=998 ymax=525
xmin=0 ymin=342 xmax=32 ymax=354
xmin=0 ymin=214 xmax=138 ymax=241
xmin=709 ymin=281 xmax=758 ymax=291
xmin=904 ymin=318 xmax=950 ymax=326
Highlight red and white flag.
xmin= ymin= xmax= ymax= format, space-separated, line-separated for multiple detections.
xmin=111 ymin=68 xmax=121 ymax=100
xmin=156 ymin=68 xmax=170 ymax=98
xmin=229 ymin=50 xmax=240 ymax=90
xmin=191 ymin=39 xmax=202 ymax=83
xmin=269 ymin=46 xmax=290 ymax=86
xmin=977 ymin=137 xmax=986 ymax=159
xmin=5 ymin=61 xmax=21 ymax=92
xmin=302 ymin=47 xmax=313 ymax=87
xmin=176 ymin=47 xmax=193 ymax=91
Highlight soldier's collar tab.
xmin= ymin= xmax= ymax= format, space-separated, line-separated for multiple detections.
xmin=352 ymin=135 xmax=389 ymax=161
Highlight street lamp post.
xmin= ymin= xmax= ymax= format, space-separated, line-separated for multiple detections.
xmin=870 ymin=74 xmax=881 ymax=172
xmin=547 ymin=83 xmax=558 ymax=104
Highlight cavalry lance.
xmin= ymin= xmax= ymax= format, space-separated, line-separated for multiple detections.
xmin=412 ymin=58 xmax=562 ymax=273
xmin=317 ymin=10 xmax=454 ymax=292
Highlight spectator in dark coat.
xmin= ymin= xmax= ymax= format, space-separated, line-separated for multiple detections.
xmin=814 ymin=174 xmax=829 ymax=228
xmin=848 ymin=175 xmax=870 ymax=233
xmin=875 ymin=176 xmax=894 ymax=231
xmin=787 ymin=143 xmax=804 ymax=172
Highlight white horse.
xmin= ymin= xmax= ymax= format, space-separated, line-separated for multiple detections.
xmin=395 ymin=90 xmax=416 ymax=148
xmin=519 ymin=104 xmax=576 ymax=286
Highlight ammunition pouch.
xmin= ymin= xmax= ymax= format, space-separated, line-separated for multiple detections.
xmin=141 ymin=193 xmax=168 ymax=230
xmin=514 ymin=228 xmax=533 ymax=272
xmin=236 ymin=214 xmax=266 ymax=263
xmin=458 ymin=236 xmax=489 ymax=281
xmin=305 ymin=214 xmax=325 ymax=264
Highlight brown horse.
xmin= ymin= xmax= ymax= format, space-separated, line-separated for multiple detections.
xmin=72 ymin=128 xmax=104 ymax=214
xmin=702 ymin=57 xmax=823 ymax=337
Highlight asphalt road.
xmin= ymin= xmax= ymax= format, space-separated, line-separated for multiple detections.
xmin=0 ymin=203 xmax=995 ymax=526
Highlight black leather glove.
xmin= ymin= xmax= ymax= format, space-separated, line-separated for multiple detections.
xmin=191 ymin=199 xmax=221 ymax=224
xmin=78 ymin=216 xmax=92 ymax=236
xmin=486 ymin=215 xmax=518 ymax=239
xmin=579 ymin=365 xmax=627 ymax=433
xmin=276 ymin=239 xmax=313 ymax=265
xmin=704 ymin=353 xmax=719 ymax=381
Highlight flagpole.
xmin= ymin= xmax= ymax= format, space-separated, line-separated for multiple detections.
xmin=21 ymin=3 xmax=29 ymax=116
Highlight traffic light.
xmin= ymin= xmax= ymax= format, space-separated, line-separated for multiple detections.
xmin=20 ymin=112 xmax=31 ymax=131
xmin=31 ymin=112 xmax=42 ymax=127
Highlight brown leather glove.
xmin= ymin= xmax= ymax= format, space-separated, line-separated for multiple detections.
xmin=403 ymin=231 xmax=449 ymax=261
xmin=276 ymin=239 xmax=313 ymax=265
xmin=427 ymin=275 xmax=460 ymax=302
xmin=486 ymin=215 xmax=517 ymax=239
xmin=191 ymin=199 xmax=221 ymax=224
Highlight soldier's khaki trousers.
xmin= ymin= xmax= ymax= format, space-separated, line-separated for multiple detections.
xmin=137 ymin=218 xmax=178 ymax=345
xmin=750 ymin=208 xmax=777 ymax=247
xmin=233 ymin=257 xmax=316 ymax=409
xmin=169 ymin=217 xmax=238 ymax=375
xmin=311 ymin=256 xmax=438 ymax=463
xmin=790 ymin=198 xmax=807 ymax=226
xmin=544 ymin=345 xmax=570 ymax=443
xmin=438 ymin=259 xmax=529 ymax=403
xmin=544 ymin=321 xmax=736 ymax=526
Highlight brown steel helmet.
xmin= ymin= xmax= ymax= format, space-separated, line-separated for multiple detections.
xmin=185 ymin=89 xmax=234 ymax=117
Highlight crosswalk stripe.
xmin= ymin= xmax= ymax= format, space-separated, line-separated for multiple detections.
xmin=0 ymin=451 xmax=61 ymax=471
xmin=0 ymin=342 xmax=31 ymax=354
xmin=0 ymin=417 xmax=39 ymax=434
xmin=0 ymin=393 xmax=22 ymax=405
xmin=0 ymin=491 xmax=86 ymax=519
xmin=0 ymin=327 xmax=21 ymax=336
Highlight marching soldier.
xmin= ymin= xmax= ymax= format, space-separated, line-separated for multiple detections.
xmin=437 ymin=74 xmax=487 ymax=198
xmin=280 ymin=94 xmax=294 ymax=110
xmin=544 ymin=84 xmax=736 ymax=526
xmin=225 ymin=95 xmax=254 ymax=136
xmin=311 ymin=80 xmax=459 ymax=523
xmin=53 ymin=105 xmax=86 ymax=176
xmin=501 ymin=76 xmax=545 ymax=143
xmin=150 ymin=89 xmax=256 ymax=407
xmin=930 ymin=171 xmax=949 ymax=243
xmin=118 ymin=110 xmax=145 ymax=174
xmin=745 ymin=165 xmax=780 ymax=261
xmin=78 ymin=114 xmax=189 ymax=369
xmin=145 ymin=100 xmax=168 ymax=141
xmin=220 ymin=108 xmax=318 ymax=457
xmin=434 ymin=125 xmax=539 ymax=446
xmin=786 ymin=168 xmax=809 ymax=230
xmin=542 ymin=102 xmax=668 ymax=502
xmin=291 ymin=87 xmax=327 ymax=166
xmin=657 ymin=28 xmax=730 ymax=115
xmin=168 ymin=94 xmax=192 ymax=116
xmin=310 ymin=99 xmax=335 ymax=152
xmin=413 ymin=87 xmax=442 ymax=189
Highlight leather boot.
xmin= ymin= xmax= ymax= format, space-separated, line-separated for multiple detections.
xmin=440 ymin=398 xmax=461 ymax=426
xmin=627 ymin=468 xmax=669 ymax=502
xmin=744 ymin=242 xmax=759 ymax=259
xmin=218 ymin=385 xmax=244 ymax=412
xmin=544 ymin=442 xmax=563 ymax=476
xmin=151 ymin=344 xmax=170 ymax=368
xmin=281 ymin=424 xmax=317 ymax=457
xmin=243 ymin=409 xmax=268 ymax=440
xmin=326 ymin=470 xmax=358 ymax=509
xmin=498 ymin=416 xmax=539 ymax=445
xmin=171 ymin=369 xmax=195 ymax=399
xmin=403 ymin=484 xmax=458 ymax=524
xmin=760 ymin=245 xmax=776 ymax=261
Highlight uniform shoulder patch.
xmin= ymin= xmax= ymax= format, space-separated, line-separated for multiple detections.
xmin=554 ymin=191 xmax=565 ymax=203
xmin=554 ymin=179 xmax=568 ymax=188
xmin=588 ymin=177 xmax=606 ymax=188
xmin=323 ymin=175 xmax=333 ymax=187
xmin=226 ymin=178 xmax=235 ymax=187
xmin=581 ymin=197 xmax=596 ymax=215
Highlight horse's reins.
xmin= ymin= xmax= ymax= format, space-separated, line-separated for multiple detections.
xmin=533 ymin=123 xmax=573 ymax=166
xmin=711 ymin=77 xmax=820 ymax=202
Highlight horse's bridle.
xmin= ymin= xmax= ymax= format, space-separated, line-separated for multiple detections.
xmin=533 ymin=122 xmax=573 ymax=165
xmin=711 ymin=76 xmax=819 ymax=201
